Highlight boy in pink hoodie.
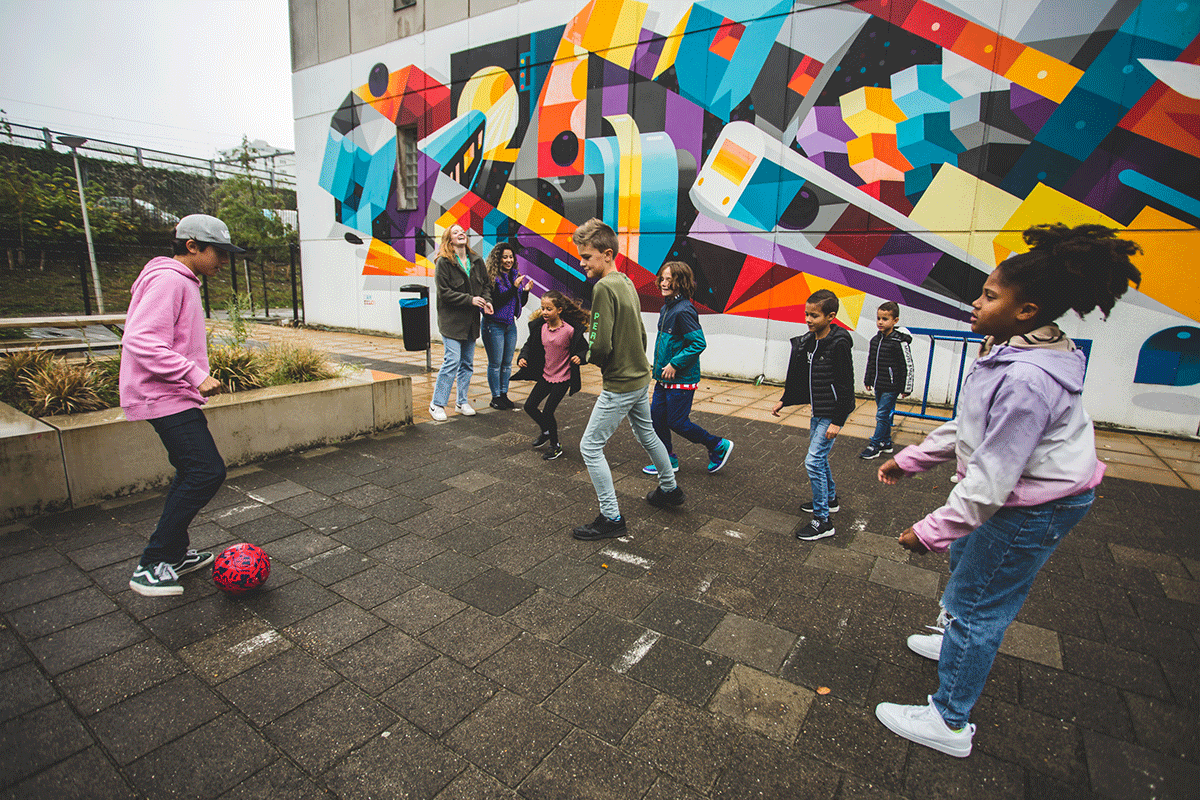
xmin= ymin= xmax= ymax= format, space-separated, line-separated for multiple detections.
xmin=121 ymin=214 xmax=244 ymax=597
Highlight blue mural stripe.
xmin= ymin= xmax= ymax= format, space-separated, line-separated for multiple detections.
xmin=1118 ymin=170 xmax=1200 ymax=220
xmin=555 ymin=257 xmax=587 ymax=283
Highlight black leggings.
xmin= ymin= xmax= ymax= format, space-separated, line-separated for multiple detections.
xmin=524 ymin=379 xmax=570 ymax=444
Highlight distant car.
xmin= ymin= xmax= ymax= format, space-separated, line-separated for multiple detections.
xmin=98 ymin=196 xmax=180 ymax=225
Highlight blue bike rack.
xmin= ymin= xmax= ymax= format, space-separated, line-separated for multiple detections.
xmin=897 ymin=327 xmax=1092 ymax=423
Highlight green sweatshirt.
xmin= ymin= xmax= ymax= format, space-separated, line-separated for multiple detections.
xmin=587 ymin=270 xmax=652 ymax=393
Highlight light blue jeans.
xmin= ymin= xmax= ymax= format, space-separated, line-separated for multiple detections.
xmin=432 ymin=337 xmax=475 ymax=408
xmin=933 ymin=488 xmax=1095 ymax=727
xmin=805 ymin=416 xmax=838 ymax=519
xmin=580 ymin=385 xmax=676 ymax=520
xmin=481 ymin=318 xmax=518 ymax=397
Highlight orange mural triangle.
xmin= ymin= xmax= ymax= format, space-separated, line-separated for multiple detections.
xmin=726 ymin=271 xmax=811 ymax=316
xmin=732 ymin=304 xmax=809 ymax=323
xmin=726 ymin=256 xmax=776 ymax=310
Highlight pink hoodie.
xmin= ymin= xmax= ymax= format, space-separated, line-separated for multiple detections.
xmin=119 ymin=256 xmax=210 ymax=421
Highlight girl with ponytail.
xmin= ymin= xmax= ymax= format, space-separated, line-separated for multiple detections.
xmin=874 ymin=223 xmax=1141 ymax=758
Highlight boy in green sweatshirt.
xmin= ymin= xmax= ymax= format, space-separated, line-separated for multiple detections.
xmin=572 ymin=219 xmax=683 ymax=540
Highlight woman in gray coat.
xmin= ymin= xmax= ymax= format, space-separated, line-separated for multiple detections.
xmin=429 ymin=223 xmax=492 ymax=420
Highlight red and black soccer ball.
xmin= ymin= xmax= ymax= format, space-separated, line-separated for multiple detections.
xmin=212 ymin=543 xmax=271 ymax=594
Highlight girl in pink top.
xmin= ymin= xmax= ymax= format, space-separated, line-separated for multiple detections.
xmin=513 ymin=291 xmax=589 ymax=461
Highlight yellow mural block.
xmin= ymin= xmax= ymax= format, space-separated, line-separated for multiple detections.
xmin=606 ymin=114 xmax=643 ymax=264
xmin=653 ymin=8 xmax=691 ymax=80
xmin=804 ymin=274 xmax=864 ymax=329
xmin=839 ymin=87 xmax=906 ymax=137
xmin=1004 ymin=47 xmax=1083 ymax=105
xmin=364 ymin=238 xmax=432 ymax=277
xmin=578 ymin=0 xmax=648 ymax=69
xmin=909 ymin=164 xmax=1022 ymax=265
xmin=1125 ymin=207 xmax=1200 ymax=323
xmin=992 ymin=183 xmax=1123 ymax=259
xmin=497 ymin=184 xmax=578 ymax=256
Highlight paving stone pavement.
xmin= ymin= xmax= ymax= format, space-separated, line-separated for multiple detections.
xmin=2 ymin=397 xmax=1198 ymax=799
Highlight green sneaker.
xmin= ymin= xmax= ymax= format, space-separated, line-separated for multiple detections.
xmin=129 ymin=562 xmax=182 ymax=597
xmin=171 ymin=550 xmax=214 ymax=576
xmin=707 ymin=439 xmax=734 ymax=473
xmin=642 ymin=454 xmax=679 ymax=475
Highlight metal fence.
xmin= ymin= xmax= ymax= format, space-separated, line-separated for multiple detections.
xmin=0 ymin=241 xmax=303 ymax=324
xmin=3 ymin=121 xmax=295 ymax=190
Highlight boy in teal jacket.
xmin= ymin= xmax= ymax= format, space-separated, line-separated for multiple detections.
xmin=644 ymin=262 xmax=733 ymax=476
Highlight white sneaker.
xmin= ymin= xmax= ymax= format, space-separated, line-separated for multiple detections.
xmin=875 ymin=696 xmax=975 ymax=757
xmin=457 ymin=402 xmax=476 ymax=416
xmin=429 ymin=403 xmax=447 ymax=421
xmin=907 ymin=632 xmax=943 ymax=661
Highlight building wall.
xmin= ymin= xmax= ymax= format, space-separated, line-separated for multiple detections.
xmin=290 ymin=0 xmax=1200 ymax=436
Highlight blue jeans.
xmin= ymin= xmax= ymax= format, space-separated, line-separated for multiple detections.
xmin=650 ymin=384 xmax=721 ymax=456
xmin=432 ymin=337 xmax=475 ymax=407
xmin=933 ymin=488 xmax=1095 ymax=727
xmin=869 ymin=390 xmax=898 ymax=447
xmin=142 ymin=408 xmax=226 ymax=566
xmin=482 ymin=318 xmax=518 ymax=397
xmin=580 ymin=385 xmax=676 ymax=520
xmin=805 ymin=416 xmax=838 ymax=519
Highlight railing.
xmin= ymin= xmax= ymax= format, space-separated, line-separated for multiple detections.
xmin=898 ymin=327 xmax=1093 ymax=423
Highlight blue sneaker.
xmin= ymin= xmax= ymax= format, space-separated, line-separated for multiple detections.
xmin=707 ymin=439 xmax=734 ymax=473
xmin=642 ymin=454 xmax=679 ymax=475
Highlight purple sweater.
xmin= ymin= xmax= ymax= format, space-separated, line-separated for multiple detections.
xmin=894 ymin=334 xmax=1104 ymax=552
xmin=119 ymin=257 xmax=210 ymax=421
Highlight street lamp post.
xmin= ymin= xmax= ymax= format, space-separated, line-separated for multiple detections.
xmin=58 ymin=135 xmax=104 ymax=313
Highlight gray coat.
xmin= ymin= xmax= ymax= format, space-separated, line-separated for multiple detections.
xmin=435 ymin=253 xmax=491 ymax=341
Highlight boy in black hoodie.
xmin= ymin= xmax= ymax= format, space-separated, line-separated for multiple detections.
xmin=772 ymin=290 xmax=856 ymax=541
xmin=861 ymin=301 xmax=914 ymax=459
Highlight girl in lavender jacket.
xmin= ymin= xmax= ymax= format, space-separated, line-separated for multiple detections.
xmin=873 ymin=223 xmax=1141 ymax=758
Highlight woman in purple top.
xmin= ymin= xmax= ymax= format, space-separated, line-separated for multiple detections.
xmin=482 ymin=241 xmax=532 ymax=409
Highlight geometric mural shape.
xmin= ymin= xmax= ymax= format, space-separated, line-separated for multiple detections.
xmin=1134 ymin=327 xmax=1200 ymax=386
xmin=839 ymin=86 xmax=907 ymax=136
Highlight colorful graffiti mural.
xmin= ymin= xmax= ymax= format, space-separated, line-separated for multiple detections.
xmin=305 ymin=0 xmax=1200 ymax=432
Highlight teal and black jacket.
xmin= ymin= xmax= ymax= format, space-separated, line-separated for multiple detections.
xmin=652 ymin=295 xmax=706 ymax=385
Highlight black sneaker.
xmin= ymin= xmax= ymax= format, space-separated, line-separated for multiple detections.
xmin=880 ymin=442 xmax=895 ymax=453
xmin=800 ymin=495 xmax=840 ymax=513
xmin=646 ymin=486 xmax=685 ymax=508
xmin=859 ymin=445 xmax=883 ymax=460
xmin=796 ymin=517 xmax=836 ymax=541
xmin=543 ymin=444 xmax=563 ymax=460
xmin=532 ymin=431 xmax=552 ymax=448
xmin=490 ymin=396 xmax=505 ymax=410
xmin=572 ymin=514 xmax=627 ymax=540
xmin=499 ymin=393 xmax=516 ymax=410
xmin=171 ymin=549 xmax=214 ymax=576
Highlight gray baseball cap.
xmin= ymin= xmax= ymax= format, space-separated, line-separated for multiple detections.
xmin=175 ymin=214 xmax=246 ymax=253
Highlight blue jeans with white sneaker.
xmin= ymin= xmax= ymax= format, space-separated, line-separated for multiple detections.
xmin=932 ymin=488 xmax=1095 ymax=727
xmin=433 ymin=337 xmax=475 ymax=408
xmin=805 ymin=416 xmax=837 ymax=519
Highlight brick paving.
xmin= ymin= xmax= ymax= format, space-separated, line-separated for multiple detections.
xmin=3 ymin=332 xmax=1199 ymax=798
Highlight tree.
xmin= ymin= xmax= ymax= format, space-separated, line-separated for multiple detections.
xmin=214 ymin=137 xmax=297 ymax=265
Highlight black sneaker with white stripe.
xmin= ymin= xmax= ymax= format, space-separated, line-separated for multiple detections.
xmin=796 ymin=517 xmax=835 ymax=541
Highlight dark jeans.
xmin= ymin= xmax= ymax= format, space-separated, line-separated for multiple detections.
xmin=524 ymin=379 xmax=570 ymax=444
xmin=650 ymin=384 xmax=720 ymax=455
xmin=141 ymin=408 xmax=226 ymax=566
xmin=869 ymin=390 xmax=899 ymax=447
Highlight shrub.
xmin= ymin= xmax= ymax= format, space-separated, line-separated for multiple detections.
xmin=261 ymin=343 xmax=339 ymax=386
xmin=19 ymin=360 xmax=108 ymax=416
xmin=208 ymin=343 xmax=264 ymax=392
xmin=0 ymin=349 xmax=55 ymax=409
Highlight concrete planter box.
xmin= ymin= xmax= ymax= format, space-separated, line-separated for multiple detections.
xmin=1 ymin=369 xmax=411 ymax=520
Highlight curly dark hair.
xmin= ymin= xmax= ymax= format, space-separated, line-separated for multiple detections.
xmin=996 ymin=223 xmax=1142 ymax=323
xmin=485 ymin=241 xmax=520 ymax=283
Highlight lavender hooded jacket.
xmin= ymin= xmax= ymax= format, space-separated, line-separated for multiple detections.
xmin=894 ymin=337 xmax=1104 ymax=552
xmin=119 ymin=257 xmax=210 ymax=421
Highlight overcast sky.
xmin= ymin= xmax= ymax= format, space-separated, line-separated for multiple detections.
xmin=0 ymin=0 xmax=294 ymax=160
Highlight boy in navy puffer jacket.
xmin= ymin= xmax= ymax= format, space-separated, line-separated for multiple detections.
xmin=861 ymin=301 xmax=914 ymax=459
xmin=644 ymin=262 xmax=733 ymax=476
